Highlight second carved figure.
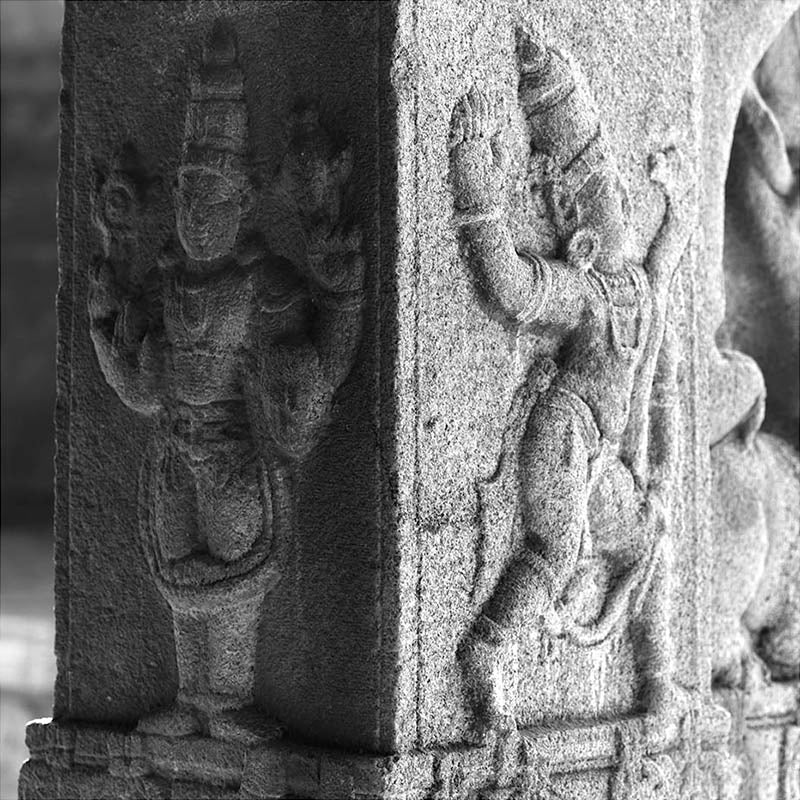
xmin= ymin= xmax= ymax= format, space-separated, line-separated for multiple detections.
xmin=450 ymin=29 xmax=696 ymax=736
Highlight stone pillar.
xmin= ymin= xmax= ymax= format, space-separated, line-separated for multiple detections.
xmin=19 ymin=2 xmax=799 ymax=799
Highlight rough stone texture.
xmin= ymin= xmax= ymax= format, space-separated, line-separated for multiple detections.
xmin=20 ymin=710 xmax=733 ymax=800
xmin=19 ymin=1 xmax=800 ymax=798
xmin=705 ymin=16 xmax=800 ymax=800
xmin=714 ymin=684 xmax=800 ymax=800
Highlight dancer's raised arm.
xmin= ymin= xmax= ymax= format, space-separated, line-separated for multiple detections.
xmin=626 ymin=148 xmax=696 ymax=486
xmin=644 ymin=148 xmax=697 ymax=318
xmin=450 ymin=87 xmax=584 ymax=331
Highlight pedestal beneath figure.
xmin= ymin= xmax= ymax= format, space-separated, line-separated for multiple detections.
xmin=21 ymin=706 xmax=735 ymax=800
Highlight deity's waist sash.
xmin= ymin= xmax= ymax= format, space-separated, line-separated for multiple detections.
xmin=166 ymin=400 xmax=252 ymax=457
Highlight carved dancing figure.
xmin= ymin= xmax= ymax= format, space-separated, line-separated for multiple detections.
xmin=87 ymin=22 xmax=363 ymax=741
xmin=449 ymin=30 xmax=695 ymax=735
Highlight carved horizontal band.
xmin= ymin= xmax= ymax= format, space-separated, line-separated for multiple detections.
xmin=452 ymin=207 xmax=504 ymax=227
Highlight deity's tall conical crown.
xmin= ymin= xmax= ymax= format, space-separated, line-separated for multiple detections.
xmin=181 ymin=21 xmax=248 ymax=186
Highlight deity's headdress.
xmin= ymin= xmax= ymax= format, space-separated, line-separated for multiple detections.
xmin=516 ymin=28 xmax=599 ymax=171
xmin=516 ymin=27 xmax=628 ymax=242
xmin=181 ymin=21 xmax=249 ymax=190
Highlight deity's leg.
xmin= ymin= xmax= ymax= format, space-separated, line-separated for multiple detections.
xmin=198 ymin=445 xmax=263 ymax=563
xmin=139 ymin=596 xmax=280 ymax=743
xmin=630 ymin=537 xmax=688 ymax=720
xmin=203 ymin=596 xmax=282 ymax=743
xmin=136 ymin=611 xmax=206 ymax=736
xmin=155 ymin=442 xmax=199 ymax=561
xmin=459 ymin=393 xmax=594 ymax=734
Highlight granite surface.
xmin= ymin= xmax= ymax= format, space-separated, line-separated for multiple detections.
xmin=19 ymin=2 xmax=800 ymax=798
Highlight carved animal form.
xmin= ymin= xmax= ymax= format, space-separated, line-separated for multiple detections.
xmin=709 ymin=15 xmax=800 ymax=690
xmin=722 ymin=13 xmax=800 ymax=448
xmin=451 ymin=28 xmax=695 ymax=737
xmin=710 ymin=428 xmax=800 ymax=687
xmin=88 ymin=22 xmax=363 ymax=741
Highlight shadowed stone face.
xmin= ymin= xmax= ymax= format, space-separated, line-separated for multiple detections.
xmin=175 ymin=168 xmax=242 ymax=261
xmin=78 ymin=16 xmax=366 ymax=746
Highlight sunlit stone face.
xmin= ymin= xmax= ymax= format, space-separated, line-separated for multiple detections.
xmin=175 ymin=168 xmax=241 ymax=261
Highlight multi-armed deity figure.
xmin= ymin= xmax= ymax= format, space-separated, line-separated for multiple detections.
xmin=450 ymin=30 xmax=696 ymax=735
xmin=88 ymin=22 xmax=363 ymax=741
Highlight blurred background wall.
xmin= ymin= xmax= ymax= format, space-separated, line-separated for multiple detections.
xmin=1 ymin=0 xmax=62 ymax=525
xmin=1 ymin=2 xmax=62 ymax=795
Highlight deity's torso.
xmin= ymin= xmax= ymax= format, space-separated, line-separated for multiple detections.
xmin=162 ymin=260 xmax=256 ymax=406
xmin=556 ymin=262 xmax=652 ymax=442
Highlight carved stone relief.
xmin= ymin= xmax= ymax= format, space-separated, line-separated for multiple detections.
xmin=611 ymin=722 xmax=681 ymax=800
xmin=709 ymin=427 xmax=800 ymax=688
xmin=708 ymin=12 xmax=800 ymax=693
xmin=22 ymin=1 xmax=800 ymax=798
xmin=449 ymin=28 xmax=697 ymax=738
xmin=609 ymin=713 xmax=744 ymax=800
xmin=720 ymin=12 xmax=799 ymax=450
xmin=87 ymin=21 xmax=364 ymax=742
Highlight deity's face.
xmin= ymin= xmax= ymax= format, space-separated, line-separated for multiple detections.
xmin=175 ymin=167 xmax=242 ymax=262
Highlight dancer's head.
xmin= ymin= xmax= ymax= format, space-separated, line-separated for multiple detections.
xmin=567 ymin=171 xmax=628 ymax=274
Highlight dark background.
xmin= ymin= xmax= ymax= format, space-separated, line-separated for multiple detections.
xmin=1 ymin=0 xmax=61 ymax=526
xmin=1 ymin=2 xmax=62 ymax=795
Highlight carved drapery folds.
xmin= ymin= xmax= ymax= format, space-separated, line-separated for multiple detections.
xmin=449 ymin=28 xmax=697 ymax=737
xmin=87 ymin=21 xmax=364 ymax=742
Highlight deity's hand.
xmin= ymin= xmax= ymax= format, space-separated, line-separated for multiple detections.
xmin=307 ymin=224 xmax=364 ymax=296
xmin=450 ymin=86 xmax=507 ymax=216
xmin=648 ymin=147 xmax=680 ymax=198
xmin=646 ymin=147 xmax=697 ymax=289
xmin=89 ymin=257 xmax=155 ymax=354
xmin=648 ymin=146 xmax=697 ymax=221
xmin=88 ymin=257 xmax=121 ymax=325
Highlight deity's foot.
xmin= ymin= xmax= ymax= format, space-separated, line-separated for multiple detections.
xmin=716 ymin=646 xmax=770 ymax=691
xmin=206 ymin=705 xmax=285 ymax=745
xmin=645 ymin=676 xmax=692 ymax=716
xmin=138 ymin=694 xmax=284 ymax=744
xmin=457 ymin=629 xmax=515 ymax=742
xmin=642 ymin=676 xmax=695 ymax=743
xmin=136 ymin=700 xmax=203 ymax=738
